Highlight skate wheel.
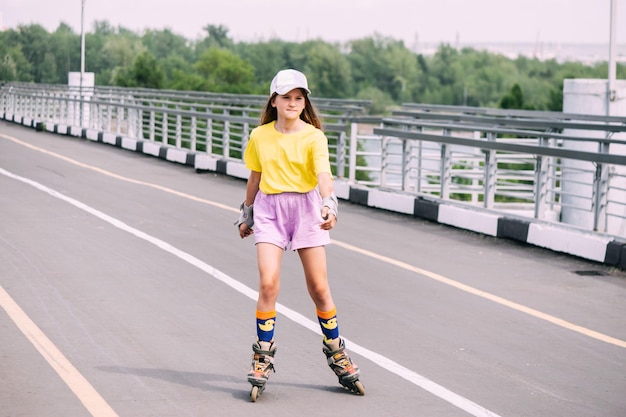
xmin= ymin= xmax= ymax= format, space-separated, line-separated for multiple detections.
xmin=250 ymin=386 xmax=259 ymax=402
xmin=354 ymin=380 xmax=365 ymax=396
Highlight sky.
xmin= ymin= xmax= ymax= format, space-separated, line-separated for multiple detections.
xmin=1 ymin=0 xmax=625 ymax=46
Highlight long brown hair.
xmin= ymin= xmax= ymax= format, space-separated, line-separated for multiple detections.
xmin=260 ymin=89 xmax=323 ymax=129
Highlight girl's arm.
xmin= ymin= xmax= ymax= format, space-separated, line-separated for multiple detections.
xmin=318 ymin=172 xmax=334 ymax=201
xmin=246 ymin=170 xmax=261 ymax=206
xmin=238 ymin=170 xmax=261 ymax=238
xmin=318 ymin=172 xmax=337 ymax=229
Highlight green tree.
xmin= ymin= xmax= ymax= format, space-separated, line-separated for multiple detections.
xmin=430 ymin=44 xmax=460 ymax=86
xmin=84 ymin=21 xmax=145 ymax=84
xmin=547 ymin=83 xmax=564 ymax=111
xmin=40 ymin=52 xmax=58 ymax=84
xmin=169 ymin=70 xmax=207 ymax=91
xmin=385 ymin=42 xmax=421 ymax=102
xmin=49 ymin=23 xmax=79 ymax=84
xmin=113 ymin=51 xmax=164 ymax=88
xmin=161 ymin=54 xmax=194 ymax=88
xmin=298 ymin=40 xmax=352 ymax=98
xmin=452 ymin=48 xmax=518 ymax=107
xmin=347 ymin=34 xmax=421 ymax=102
xmin=348 ymin=35 xmax=391 ymax=95
xmin=83 ymin=22 xmax=110 ymax=82
xmin=8 ymin=24 xmax=50 ymax=82
xmin=193 ymin=48 xmax=255 ymax=93
xmin=423 ymin=44 xmax=464 ymax=104
xmin=0 ymin=33 xmax=33 ymax=82
xmin=101 ymin=35 xmax=144 ymax=69
xmin=3 ymin=19 xmax=623 ymax=112
xmin=356 ymin=86 xmax=394 ymax=115
xmin=234 ymin=39 xmax=295 ymax=93
xmin=499 ymin=83 xmax=525 ymax=109
xmin=195 ymin=24 xmax=233 ymax=58
xmin=0 ymin=53 xmax=18 ymax=81
xmin=142 ymin=29 xmax=192 ymax=61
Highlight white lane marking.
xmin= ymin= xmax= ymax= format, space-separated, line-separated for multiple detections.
xmin=3 ymin=132 xmax=624 ymax=349
xmin=0 ymin=167 xmax=502 ymax=417
xmin=0 ymin=284 xmax=119 ymax=417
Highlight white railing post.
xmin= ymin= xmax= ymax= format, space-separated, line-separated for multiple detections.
xmin=348 ymin=122 xmax=358 ymax=183
xmin=483 ymin=132 xmax=497 ymax=209
xmin=223 ymin=109 xmax=231 ymax=158
xmin=440 ymin=129 xmax=452 ymax=200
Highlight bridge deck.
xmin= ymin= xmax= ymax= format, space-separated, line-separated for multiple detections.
xmin=1 ymin=121 xmax=625 ymax=417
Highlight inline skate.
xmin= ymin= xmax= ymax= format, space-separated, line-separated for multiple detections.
xmin=323 ymin=338 xmax=365 ymax=395
xmin=247 ymin=341 xmax=276 ymax=402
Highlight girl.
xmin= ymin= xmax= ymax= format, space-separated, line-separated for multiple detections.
xmin=236 ymin=69 xmax=364 ymax=401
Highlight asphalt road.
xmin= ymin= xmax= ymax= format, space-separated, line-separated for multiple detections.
xmin=1 ymin=120 xmax=625 ymax=417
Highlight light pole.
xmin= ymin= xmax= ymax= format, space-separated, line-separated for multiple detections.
xmin=607 ymin=0 xmax=617 ymax=113
xmin=81 ymin=0 xmax=85 ymax=78
xmin=80 ymin=0 xmax=86 ymax=126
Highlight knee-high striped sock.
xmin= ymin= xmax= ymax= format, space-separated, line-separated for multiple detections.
xmin=317 ymin=307 xmax=339 ymax=342
xmin=256 ymin=310 xmax=276 ymax=342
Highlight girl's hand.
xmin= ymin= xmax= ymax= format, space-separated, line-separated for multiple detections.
xmin=239 ymin=223 xmax=254 ymax=238
xmin=320 ymin=210 xmax=336 ymax=230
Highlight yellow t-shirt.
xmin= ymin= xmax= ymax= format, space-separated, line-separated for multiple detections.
xmin=244 ymin=121 xmax=332 ymax=194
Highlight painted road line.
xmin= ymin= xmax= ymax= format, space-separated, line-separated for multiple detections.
xmin=1 ymin=167 xmax=502 ymax=417
xmin=332 ymin=240 xmax=626 ymax=349
xmin=0 ymin=284 xmax=119 ymax=417
xmin=2 ymin=132 xmax=625 ymax=349
xmin=0 ymin=133 xmax=234 ymax=212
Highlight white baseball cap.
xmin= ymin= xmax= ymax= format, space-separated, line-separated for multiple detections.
xmin=270 ymin=69 xmax=311 ymax=96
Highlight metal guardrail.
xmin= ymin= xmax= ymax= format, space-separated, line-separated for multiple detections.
xmin=2 ymin=83 xmax=625 ymax=238
xmin=346 ymin=106 xmax=626 ymax=237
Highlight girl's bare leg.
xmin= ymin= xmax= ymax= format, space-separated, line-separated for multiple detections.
xmin=256 ymin=243 xmax=283 ymax=311
xmin=298 ymin=246 xmax=335 ymax=311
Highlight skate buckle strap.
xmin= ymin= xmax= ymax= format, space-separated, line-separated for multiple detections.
xmin=324 ymin=342 xmax=359 ymax=379
xmin=252 ymin=343 xmax=276 ymax=356
xmin=252 ymin=343 xmax=277 ymax=373
xmin=328 ymin=351 xmax=351 ymax=369
xmin=324 ymin=345 xmax=348 ymax=367
xmin=253 ymin=347 xmax=276 ymax=356
xmin=253 ymin=355 xmax=276 ymax=373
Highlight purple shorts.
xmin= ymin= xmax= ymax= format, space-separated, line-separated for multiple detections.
xmin=253 ymin=190 xmax=331 ymax=251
